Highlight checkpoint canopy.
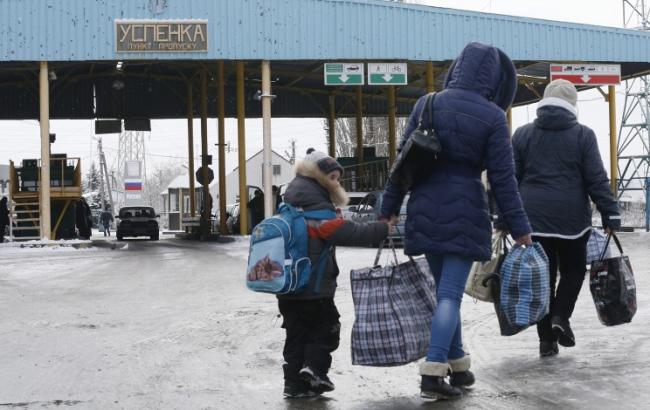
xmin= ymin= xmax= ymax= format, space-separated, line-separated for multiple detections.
xmin=2 ymin=0 xmax=650 ymax=238
xmin=1 ymin=0 xmax=650 ymax=120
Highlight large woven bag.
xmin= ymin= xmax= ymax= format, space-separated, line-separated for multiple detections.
xmin=350 ymin=242 xmax=435 ymax=366
xmin=490 ymin=243 xmax=550 ymax=336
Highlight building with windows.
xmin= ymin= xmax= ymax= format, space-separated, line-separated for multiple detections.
xmin=223 ymin=150 xmax=294 ymax=205
xmin=160 ymin=150 xmax=292 ymax=230
xmin=160 ymin=174 xmax=216 ymax=231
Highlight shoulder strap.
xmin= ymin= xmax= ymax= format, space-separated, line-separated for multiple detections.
xmin=312 ymin=246 xmax=333 ymax=294
xmin=417 ymin=92 xmax=436 ymax=132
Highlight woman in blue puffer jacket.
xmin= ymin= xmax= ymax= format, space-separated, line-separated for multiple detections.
xmin=381 ymin=42 xmax=532 ymax=399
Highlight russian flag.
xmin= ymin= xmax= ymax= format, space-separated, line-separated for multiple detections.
xmin=125 ymin=181 xmax=142 ymax=191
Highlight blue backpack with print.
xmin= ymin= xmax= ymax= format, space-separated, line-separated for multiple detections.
xmin=246 ymin=203 xmax=335 ymax=295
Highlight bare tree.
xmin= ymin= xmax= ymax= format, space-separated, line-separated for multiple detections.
xmin=143 ymin=162 xmax=185 ymax=211
xmin=325 ymin=116 xmax=408 ymax=158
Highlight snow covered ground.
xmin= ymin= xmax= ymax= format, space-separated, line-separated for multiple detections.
xmin=0 ymin=233 xmax=648 ymax=409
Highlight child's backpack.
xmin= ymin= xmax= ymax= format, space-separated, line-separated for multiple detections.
xmin=246 ymin=203 xmax=336 ymax=295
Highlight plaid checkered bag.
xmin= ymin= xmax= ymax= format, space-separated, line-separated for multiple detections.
xmin=350 ymin=241 xmax=435 ymax=366
xmin=587 ymin=229 xmax=611 ymax=264
xmin=492 ymin=243 xmax=550 ymax=336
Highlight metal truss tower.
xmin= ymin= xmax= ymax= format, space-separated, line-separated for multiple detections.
xmin=619 ymin=1 xmax=650 ymax=230
xmin=116 ymin=130 xmax=147 ymax=207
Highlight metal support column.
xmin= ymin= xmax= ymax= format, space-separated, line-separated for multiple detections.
xmin=328 ymin=95 xmax=336 ymax=158
xmin=426 ymin=62 xmax=435 ymax=93
xmin=355 ymin=87 xmax=363 ymax=162
xmin=387 ymin=85 xmax=397 ymax=165
xmin=507 ymin=108 xmax=513 ymax=136
xmin=39 ymin=61 xmax=51 ymax=239
xmin=200 ymin=70 xmax=211 ymax=234
xmin=646 ymin=177 xmax=650 ymax=231
xmin=261 ymin=60 xmax=274 ymax=218
xmin=609 ymin=85 xmax=618 ymax=194
xmin=236 ymin=62 xmax=249 ymax=235
xmin=187 ymin=81 xmax=196 ymax=217
xmin=217 ymin=62 xmax=227 ymax=234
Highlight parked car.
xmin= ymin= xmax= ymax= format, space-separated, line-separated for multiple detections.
xmin=226 ymin=203 xmax=242 ymax=234
xmin=216 ymin=203 xmax=236 ymax=229
xmin=350 ymin=191 xmax=408 ymax=245
xmin=116 ymin=206 xmax=160 ymax=241
xmin=340 ymin=192 xmax=369 ymax=220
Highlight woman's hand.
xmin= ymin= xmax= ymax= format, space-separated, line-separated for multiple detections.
xmin=515 ymin=233 xmax=533 ymax=246
xmin=380 ymin=215 xmax=399 ymax=235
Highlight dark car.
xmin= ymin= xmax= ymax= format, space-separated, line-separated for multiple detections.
xmin=350 ymin=191 xmax=408 ymax=245
xmin=116 ymin=206 xmax=159 ymax=241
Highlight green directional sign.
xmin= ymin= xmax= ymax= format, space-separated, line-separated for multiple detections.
xmin=368 ymin=62 xmax=408 ymax=85
xmin=324 ymin=63 xmax=364 ymax=86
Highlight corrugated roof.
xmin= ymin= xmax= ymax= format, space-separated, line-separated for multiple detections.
xmin=1 ymin=0 xmax=649 ymax=62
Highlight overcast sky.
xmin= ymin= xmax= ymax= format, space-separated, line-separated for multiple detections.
xmin=0 ymin=0 xmax=638 ymax=187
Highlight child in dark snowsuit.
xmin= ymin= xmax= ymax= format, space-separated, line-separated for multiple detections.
xmin=278 ymin=150 xmax=391 ymax=398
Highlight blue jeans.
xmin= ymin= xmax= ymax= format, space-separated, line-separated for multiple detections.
xmin=425 ymin=253 xmax=473 ymax=363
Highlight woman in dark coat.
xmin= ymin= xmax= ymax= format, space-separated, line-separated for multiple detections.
xmin=381 ymin=42 xmax=532 ymax=399
xmin=512 ymin=79 xmax=620 ymax=357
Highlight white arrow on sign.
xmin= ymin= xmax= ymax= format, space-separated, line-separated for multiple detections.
xmin=340 ymin=74 xmax=349 ymax=82
xmin=382 ymin=73 xmax=392 ymax=82
xmin=581 ymin=74 xmax=591 ymax=83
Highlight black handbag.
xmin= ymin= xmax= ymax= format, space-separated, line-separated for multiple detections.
xmin=589 ymin=233 xmax=637 ymax=326
xmin=388 ymin=93 xmax=441 ymax=190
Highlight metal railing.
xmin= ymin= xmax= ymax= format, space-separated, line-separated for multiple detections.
xmin=341 ymin=159 xmax=389 ymax=193
xmin=10 ymin=157 xmax=81 ymax=195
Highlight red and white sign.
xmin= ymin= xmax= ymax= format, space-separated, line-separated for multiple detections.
xmin=549 ymin=64 xmax=621 ymax=86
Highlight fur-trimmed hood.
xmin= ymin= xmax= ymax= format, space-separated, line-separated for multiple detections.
xmin=293 ymin=160 xmax=349 ymax=207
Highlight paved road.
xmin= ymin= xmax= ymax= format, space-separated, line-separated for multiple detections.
xmin=0 ymin=234 xmax=648 ymax=409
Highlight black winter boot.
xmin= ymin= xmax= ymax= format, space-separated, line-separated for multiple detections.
xmin=420 ymin=362 xmax=463 ymax=400
xmin=551 ymin=316 xmax=575 ymax=347
xmin=539 ymin=340 xmax=559 ymax=357
xmin=283 ymin=364 xmax=317 ymax=398
xmin=448 ymin=356 xmax=475 ymax=388
xmin=299 ymin=366 xmax=335 ymax=394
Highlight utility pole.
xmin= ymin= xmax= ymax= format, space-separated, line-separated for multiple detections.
xmin=97 ymin=137 xmax=115 ymax=214
xmin=98 ymin=138 xmax=105 ymax=211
